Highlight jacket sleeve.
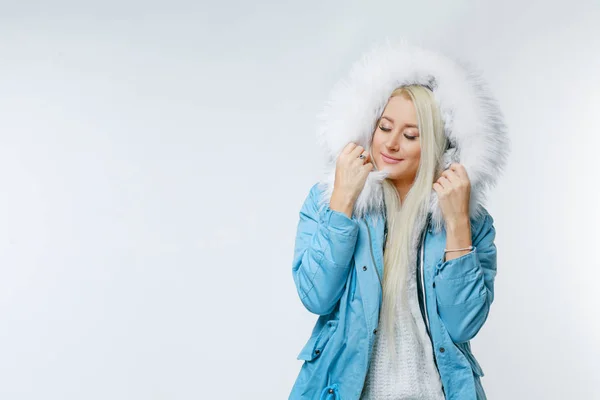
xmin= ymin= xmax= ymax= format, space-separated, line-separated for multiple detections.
xmin=432 ymin=211 xmax=497 ymax=344
xmin=292 ymin=183 xmax=359 ymax=315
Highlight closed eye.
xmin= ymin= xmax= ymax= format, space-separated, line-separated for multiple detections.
xmin=379 ymin=126 xmax=418 ymax=140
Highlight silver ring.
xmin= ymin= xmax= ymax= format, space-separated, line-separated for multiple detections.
xmin=359 ymin=154 xmax=366 ymax=159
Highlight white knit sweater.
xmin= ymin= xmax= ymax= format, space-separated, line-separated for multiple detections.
xmin=360 ymin=232 xmax=446 ymax=400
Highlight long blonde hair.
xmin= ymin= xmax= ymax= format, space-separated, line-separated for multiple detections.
xmin=371 ymin=85 xmax=448 ymax=360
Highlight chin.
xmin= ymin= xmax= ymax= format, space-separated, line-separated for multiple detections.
xmin=380 ymin=166 xmax=403 ymax=178
xmin=381 ymin=166 xmax=415 ymax=181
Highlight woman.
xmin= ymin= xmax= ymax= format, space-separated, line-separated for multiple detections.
xmin=290 ymin=40 xmax=510 ymax=400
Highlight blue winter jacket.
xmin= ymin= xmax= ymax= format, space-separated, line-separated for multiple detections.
xmin=289 ymin=183 xmax=497 ymax=400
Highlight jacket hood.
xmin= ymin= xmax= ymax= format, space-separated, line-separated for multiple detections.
xmin=314 ymin=38 xmax=510 ymax=233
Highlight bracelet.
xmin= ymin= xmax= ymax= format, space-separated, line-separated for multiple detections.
xmin=444 ymin=245 xmax=473 ymax=253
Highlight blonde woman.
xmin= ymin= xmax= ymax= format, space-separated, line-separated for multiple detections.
xmin=290 ymin=39 xmax=510 ymax=400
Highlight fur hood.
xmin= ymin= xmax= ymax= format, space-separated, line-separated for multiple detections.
xmin=314 ymin=38 xmax=510 ymax=233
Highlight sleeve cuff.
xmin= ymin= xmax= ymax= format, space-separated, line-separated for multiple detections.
xmin=435 ymin=246 xmax=480 ymax=280
xmin=319 ymin=205 xmax=359 ymax=237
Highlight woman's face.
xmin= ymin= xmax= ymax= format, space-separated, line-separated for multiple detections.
xmin=371 ymin=95 xmax=421 ymax=183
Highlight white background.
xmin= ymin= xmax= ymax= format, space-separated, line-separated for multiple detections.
xmin=0 ymin=0 xmax=598 ymax=399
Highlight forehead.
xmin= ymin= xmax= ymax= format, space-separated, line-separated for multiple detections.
xmin=381 ymin=96 xmax=417 ymax=123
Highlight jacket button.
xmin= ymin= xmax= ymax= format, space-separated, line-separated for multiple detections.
xmin=315 ymin=349 xmax=321 ymax=355
xmin=433 ymin=282 xmax=436 ymax=288
xmin=439 ymin=347 xmax=445 ymax=353
xmin=373 ymin=329 xmax=377 ymax=334
xmin=328 ymin=389 xmax=334 ymax=394
xmin=363 ymin=266 xmax=367 ymax=271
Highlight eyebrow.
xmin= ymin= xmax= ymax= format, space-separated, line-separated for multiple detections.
xmin=381 ymin=115 xmax=418 ymax=128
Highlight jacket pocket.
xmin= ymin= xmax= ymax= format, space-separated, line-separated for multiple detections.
xmin=297 ymin=320 xmax=339 ymax=361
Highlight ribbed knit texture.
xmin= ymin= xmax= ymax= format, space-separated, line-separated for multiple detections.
xmin=360 ymin=226 xmax=445 ymax=400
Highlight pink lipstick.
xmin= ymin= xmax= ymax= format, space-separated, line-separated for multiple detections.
xmin=381 ymin=153 xmax=404 ymax=164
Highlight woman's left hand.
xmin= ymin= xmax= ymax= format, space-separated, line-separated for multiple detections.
xmin=433 ymin=163 xmax=471 ymax=224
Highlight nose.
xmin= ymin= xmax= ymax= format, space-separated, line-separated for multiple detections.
xmin=385 ymin=135 xmax=400 ymax=152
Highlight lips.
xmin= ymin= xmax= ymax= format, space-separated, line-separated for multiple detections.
xmin=381 ymin=153 xmax=404 ymax=163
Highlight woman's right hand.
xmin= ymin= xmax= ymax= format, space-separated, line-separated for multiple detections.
xmin=330 ymin=142 xmax=374 ymax=218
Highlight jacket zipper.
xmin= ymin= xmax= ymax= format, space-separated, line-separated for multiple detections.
xmin=361 ymin=218 xmax=383 ymax=395
xmin=364 ymin=220 xmax=383 ymax=289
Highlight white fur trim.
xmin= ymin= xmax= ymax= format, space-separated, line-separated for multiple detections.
xmin=315 ymin=38 xmax=510 ymax=233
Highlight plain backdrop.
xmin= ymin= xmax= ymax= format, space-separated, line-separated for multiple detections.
xmin=0 ymin=0 xmax=598 ymax=399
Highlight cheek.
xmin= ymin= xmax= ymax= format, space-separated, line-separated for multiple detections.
xmin=408 ymin=142 xmax=421 ymax=159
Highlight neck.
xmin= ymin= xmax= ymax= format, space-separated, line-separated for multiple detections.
xmin=391 ymin=177 xmax=415 ymax=205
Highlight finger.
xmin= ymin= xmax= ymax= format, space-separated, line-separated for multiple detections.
xmin=343 ymin=142 xmax=358 ymax=155
xmin=458 ymin=165 xmax=469 ymax=181
xmin=350 ymin=144 xmax=365 ymax=159
xmin=441 ymin=169 xmax=459 ymax=183
xmin=449 ymin=163 xmax=466 ymax=178
xmin=356 ymin=150 xmax=370 ymax=164
xmin=352 ymin=153 xmax=367 ymax=168
xmin=445 ymin=167 xmax=469 ymax=187
xmin=437 ymin=176 xmax=451 ymax=189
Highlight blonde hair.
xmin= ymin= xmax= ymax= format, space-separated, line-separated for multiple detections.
xmin=370 ymin=85 xmax=448 ymax=361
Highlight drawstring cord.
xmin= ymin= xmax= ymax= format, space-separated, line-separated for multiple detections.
xmin=319 ymin=383 xmax=340 ymax=400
